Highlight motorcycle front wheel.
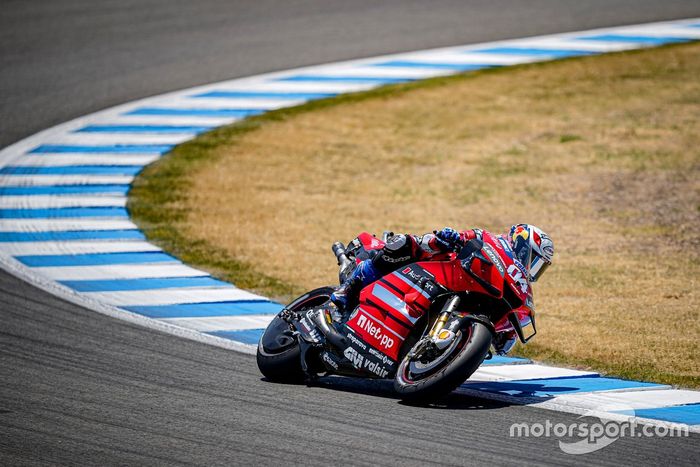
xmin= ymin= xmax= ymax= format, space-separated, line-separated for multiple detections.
xmin=393 ymin=321 xmax=492 ymax=401
xmin=256 ymin=286 xmax=334 ymax=383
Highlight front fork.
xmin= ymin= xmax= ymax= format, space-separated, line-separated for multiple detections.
xmin=409 ymin=295 xmax=463 ymax=360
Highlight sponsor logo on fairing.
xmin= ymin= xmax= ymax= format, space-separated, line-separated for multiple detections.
xmin=322 ymin=352 xmax=339 ymax=370
xmin=357 ymin=313 xmax=395 ymax=350
xmin=368 ymin=346 xmax=394 ymax=366
xmin=507 ymin=264 xmax=529 ymax=294
xmin=482 ymin=243 xmax=505 ymax=277
xmin=346 ymin=331 xmax=367 ymax=351
xmin=343 ymin=346 xmax=390 ymax=378
xmin=382 ymin=255 xmax=410 ymax=263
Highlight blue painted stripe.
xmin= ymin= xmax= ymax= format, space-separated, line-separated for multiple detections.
xmin=16 ymin=251 xmax=176 ymax=267
xmin=576 ymin=34 xmax=692 ymax=44
xmin=126 ymin=108 xmax=265 ymax=118
xmin=29 ymin=144 xmax=173 ymax=154
xmin=0 ymin=207 xmax=128 ymax=219
xmin=462 ymin=376 xmax=663 ymax=398
xmin=0 ymin=185 xmax=130 ymax=196
xmin=277 ymin=75 xmax=415 ymax=83
xmin=481 ymin=355 xmax=531 ymax=366
xmin=0 ymin=230 xmax=144 ymax=242
xmin=76 ymin=125 xmax=214 ymax=134
xmin=193 ymin=91 xmax=337 ymax=100
xmin=61 ymin=276 xmax=230 ymax=292
xmin=208 ymin=328 xmax=265 ymax=345
xmin=472 ymin=47 xmax=596 ymax=57
xmin=372 ymin=61 xmax=495 ymax=71
xmin=0 ymin=166 xmax=143 ymax=175
xmin=126 ymin=300 xmax=283 ymax=318
xmin=623 ymin=403 xmax=700 ymax=426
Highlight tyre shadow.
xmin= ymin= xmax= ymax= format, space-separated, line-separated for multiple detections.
xmin=289 ymin=375 xmax=516 ymax=410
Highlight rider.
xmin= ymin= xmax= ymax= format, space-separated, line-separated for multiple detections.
xmin=330 ymin=224 xmax=554 ymax=352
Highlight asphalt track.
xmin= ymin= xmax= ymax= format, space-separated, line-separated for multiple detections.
xmin=1 ymin=1 xmax=700 ymax=465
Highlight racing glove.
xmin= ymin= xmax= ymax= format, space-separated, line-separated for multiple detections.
xmin=434 ymin=227 xmax=463 ymax=251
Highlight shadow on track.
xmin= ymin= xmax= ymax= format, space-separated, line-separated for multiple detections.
xmin=262 ymin=375 xmax=515 ymax=411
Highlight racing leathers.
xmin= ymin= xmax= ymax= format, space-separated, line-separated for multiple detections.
xmin=330 ymin=227 xmax=481 ymax=311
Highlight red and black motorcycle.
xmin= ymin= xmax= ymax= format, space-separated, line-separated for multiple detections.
xmin=257 ymin=231 xmax=537 ymax=400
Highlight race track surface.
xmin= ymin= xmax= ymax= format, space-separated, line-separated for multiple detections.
xmin=2 ymin=1 xmax=700 ymax=464
xmin=1 ymin=272 xmax=698 ymax=465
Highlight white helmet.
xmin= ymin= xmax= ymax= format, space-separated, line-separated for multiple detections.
xmin=508 ymin=224 xmax=554 ymax=282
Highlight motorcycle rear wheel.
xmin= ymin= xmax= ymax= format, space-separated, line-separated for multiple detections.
xmin=393 ymin=321 xmax=492 ymax=401
xmin=256 ymin=286 xmax=334 ymax=383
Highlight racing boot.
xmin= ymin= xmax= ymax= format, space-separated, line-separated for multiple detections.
xmin=330 ymin=259 xmax=380 ymax=314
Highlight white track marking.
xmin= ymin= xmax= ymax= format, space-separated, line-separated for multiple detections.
xmin=549 ymin=389 xmax=700 ymax=411
xmin=1 ymin=240 xmax=161 ymax=256
xmin=488 ymin=37 xmax=641 ymax=52
xmin=605 ymin=25 xmax=700 ymax=38
xmin=9 ymin=155 xmax=159 ymax=167
xmin=211 ymin=80 xmax=378 ymax=94
xmin=0 ymin=195 xmax=126 ymax=209
xmin=394 ymin=51 xmax=548 ymax=66
xmin=160 ymin=315 xmax=275 ymax=332
xmin=296 ymin=64 xmax=455 ymax=79
xmin=35 ymin=132 xmax=195 ymax=146
xmin=86 ymin=287 xmax=267 ymax=307
xmin=0 ymin=219 xmax=137 ymax=232
xmin=470 ymin=363 xmax=598 ymax=382
xmin=145 ymin=96 xmax=304 ymax=110
xmin=0 ymin=175 xmax=135 ymax=186
xmin=38 ymin=263 xmax=210 ymax=281
xmin=107 ymin=114 xmax=240 ymax=127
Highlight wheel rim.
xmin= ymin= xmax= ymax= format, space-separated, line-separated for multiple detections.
xmin=399 ymin=325 xmax=472 ymax=385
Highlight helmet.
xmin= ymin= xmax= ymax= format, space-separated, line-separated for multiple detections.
xmin=508 ymin=224 xmax=554 ymax=282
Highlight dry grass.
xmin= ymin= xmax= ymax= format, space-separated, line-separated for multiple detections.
xmin=131 ymin=43 xmax=700 ymax=387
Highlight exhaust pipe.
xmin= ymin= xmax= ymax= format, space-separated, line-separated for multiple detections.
xmin=332 ymin=241 xmax=354 ymax=283
xmin=309 ymin=308 xmax=347 ymax=350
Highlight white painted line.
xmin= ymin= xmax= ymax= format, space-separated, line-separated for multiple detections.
xmin=0 ymin=195 xmax=126 ymax=209
xmin=394 ymin=51 xmax=545 ymax=66
xmin=0 ymin=175 xmax=135 ymax=186
xmin=109 ymin=114 xmax=239 ymax=127
xmin=491 ymin=37 xmax=641 ymax=52
xmin=300 ymin=64 xmax=454 ymax=79
xmin=160 ymin=314 xmax=275 ymax=332
xmin=8 ymin=154 xmax=159 ymax=167
xmin=221 ymin=80 xmax=378 ymax=93
xmin=152 ymin=96 xmax=303 ymax=110
xmin=38 ymin=263 xmax=211 ymax=281
xmin=605 ymin=25 xmax=700 ymax=38
xmin=86 ymin=287 xmax=265 ymax=306
xmin=470 ymin=363 xmax=598 ymax=382
xmin=1 ymin=240 xmax=161 ymax=256
xmin=37 ymin=132 xmax=195 ymax=146
xmin=0 ymin=219 xmax=137 ymax=232
xmin=547 ymin=389 xmax=700 ymax=411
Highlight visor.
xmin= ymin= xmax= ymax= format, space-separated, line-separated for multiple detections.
xmin=529 ymin=254 xmax=551 ymax=282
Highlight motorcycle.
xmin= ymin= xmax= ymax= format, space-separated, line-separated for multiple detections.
xmin=256 ymin=230 xmax=538 ymax=400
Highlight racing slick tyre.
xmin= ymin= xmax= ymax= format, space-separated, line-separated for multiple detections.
xmin=256 ymin=287 xmax=334 ymax=383
xmin=394 ymin=321 xmax=493 ymax=402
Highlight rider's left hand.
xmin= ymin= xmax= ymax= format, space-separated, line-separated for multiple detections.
xmin=434 ymin=227 xmax=462 ymax=251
